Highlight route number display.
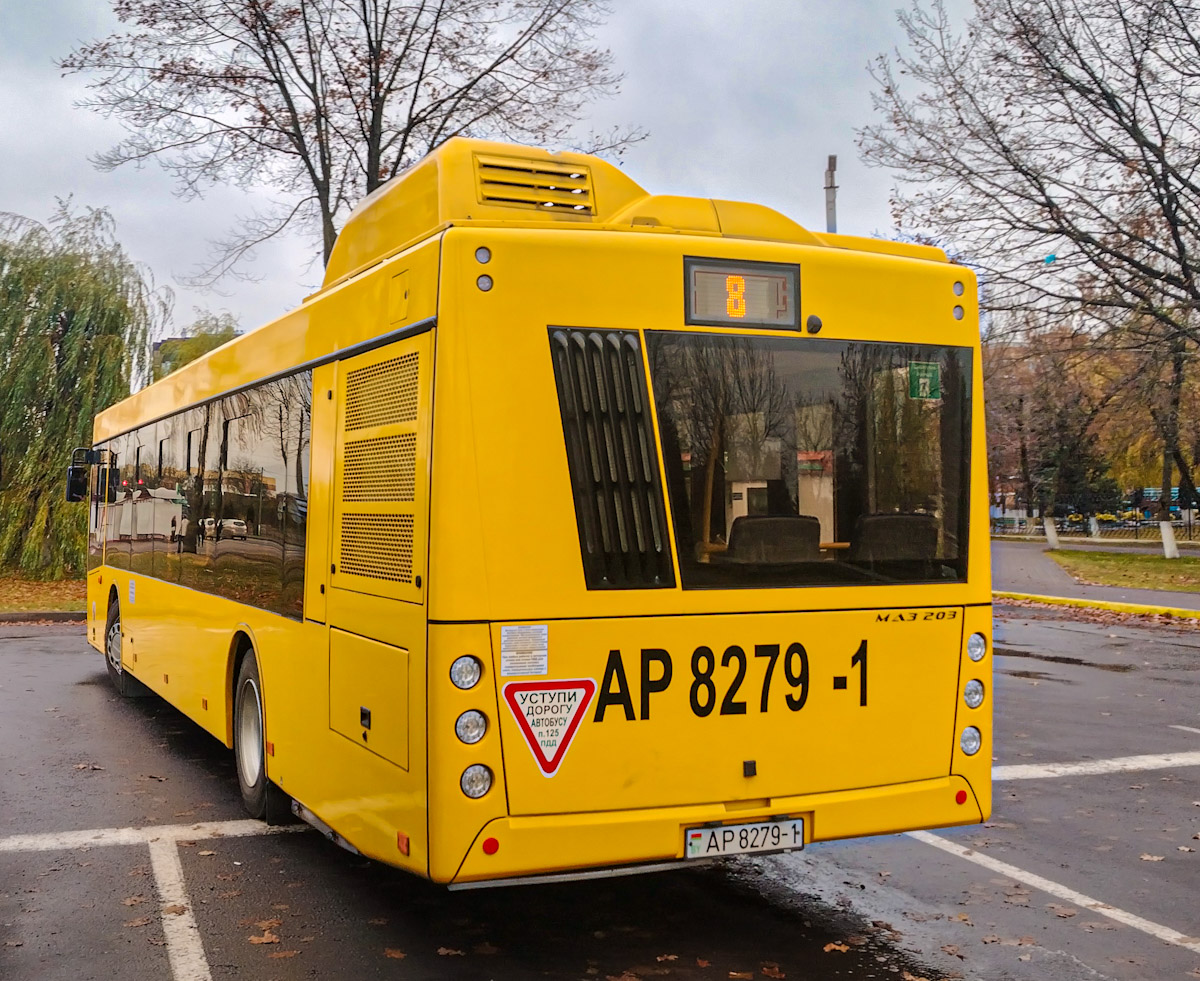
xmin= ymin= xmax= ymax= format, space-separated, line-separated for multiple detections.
xmin=685 ymin=257 xmax=798 ymax=328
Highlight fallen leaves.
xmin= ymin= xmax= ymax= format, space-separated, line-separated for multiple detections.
xmin=367 ymin=917 xmax=388 ymax=926
xmin=267 ymin=951 xmax=299 ymax=959
xmin=383 ymin=949 xmax=406 ymax=960
xmin=124 ymin=916 xmax=152 ymax=928
xmin=122 ymin=896 xmax=146 ymax=907
xmin=1046 ymin=903 xmax=1077 ymax=918
xmin=1140 ymin=853 xmax=1165 ymax=862
xmin=728 ymin=973 xmax=754 ymax=980
xmin=163 ymin=904 xmax=187 ymax=916
xmin=696 ymin=958 xmax=711 ymax=968
xmin=197 ymin=850 xmax=216 ymax=857
xmin=823 ymin=942 xmax=849 ymax=953
xmin=1179 ymin=846 xmax=1196 ymax=853
xmin=761 ymin=963 xmax=785 ymax=978
xmin=656 ymin=954 xmax=678 ymax=963
xmin=73 ymin=763 xmax=104 ymax=771
xmin=437 ymin=946 xmax=465 ymax=956
xmin=242 ymin=918 xmax=281 ymax=930
xmin=244 ymin=916 xmax=279 ymax=940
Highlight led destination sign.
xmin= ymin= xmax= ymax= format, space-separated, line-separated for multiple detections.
xmin=685 ymin=258 xmax=799 ymax=329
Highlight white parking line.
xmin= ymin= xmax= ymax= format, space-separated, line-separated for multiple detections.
xmin=0 ymin=818 xmax=300 ymax=852
xmin=908 ymin=830 xmax=1200 ymax=954
xmin=1169 ymin=724 xmax=1200 ymax=736
xmin=149 ymin=837 xmax=213 ymax=981
xmin=993 ymin=750 xmax=1200 ymax=781
xmin=0 ymin=818 xmax=305 ymax=981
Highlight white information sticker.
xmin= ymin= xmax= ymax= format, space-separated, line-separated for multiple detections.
xmin=500 ymin=624 xmax=549 ymax=677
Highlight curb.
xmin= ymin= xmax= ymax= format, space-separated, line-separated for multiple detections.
xmin=991 ymin=536 xmax=1200 ymax=549
xmin=994 ymin=590 xmax=1200 ymax=620
xmin=0 ymin=611 xmax=85 ymax=624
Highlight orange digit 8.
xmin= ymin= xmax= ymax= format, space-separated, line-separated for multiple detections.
xmin=726 ymin=274 xmax=746 ymax=318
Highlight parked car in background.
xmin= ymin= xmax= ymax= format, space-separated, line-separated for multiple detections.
xmin=224 ymin=518 xmax=248 ymax=540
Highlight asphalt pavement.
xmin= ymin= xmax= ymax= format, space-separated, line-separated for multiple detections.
xmin=4 ymin=614 xmax=1200 ymax=981
xmin=992 ymin=539 xmax=1200 ymax=611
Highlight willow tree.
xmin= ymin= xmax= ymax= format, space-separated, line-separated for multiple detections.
xmin=0 ymin=206 xmax=165 ymax=577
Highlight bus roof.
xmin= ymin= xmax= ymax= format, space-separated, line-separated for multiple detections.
xmin=320 ymin=137 xmax=947 ymax=289
xmin=96 ymin=138 xmax=950 ymax=441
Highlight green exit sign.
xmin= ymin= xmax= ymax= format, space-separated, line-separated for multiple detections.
xmin=908 ymin=362 xmax=941 ymax=400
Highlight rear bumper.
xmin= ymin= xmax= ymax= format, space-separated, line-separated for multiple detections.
xmin=449 ymin=773 xmax=984 ymax=885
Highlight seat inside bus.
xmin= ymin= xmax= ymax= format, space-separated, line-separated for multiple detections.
xmin=848 ymin=513 xmax=940 ymax=563
xmin=720 ymin=514 xmax=822 ymax=563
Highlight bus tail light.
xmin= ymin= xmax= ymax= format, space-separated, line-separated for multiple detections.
xmin=455 ymin=710 xmax=487 ymax=744
xmin=482 ymin=837 xmax=499 ymax=855
xmin=966 ymin=632 xmax=987 ymax=661
xmin=450 ymin=656 xmax=482 ymax=690
xmin=461 ymin=764 xmax=493 ymax=799
xmin=960 ymin=727 xmax=982 ymax=756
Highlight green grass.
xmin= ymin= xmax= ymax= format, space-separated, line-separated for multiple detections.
xmin=1048 ymin=550 xmax=1200 ymax=593
xmin=0 ymin=577 xmax=86 ymax=613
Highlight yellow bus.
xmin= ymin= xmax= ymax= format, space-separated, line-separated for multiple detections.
xmin=67 ymin=137 xmax=991 ymax=887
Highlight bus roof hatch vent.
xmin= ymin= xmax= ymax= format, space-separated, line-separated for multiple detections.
xmin=475 ymin=154 xmax=594 ymax=215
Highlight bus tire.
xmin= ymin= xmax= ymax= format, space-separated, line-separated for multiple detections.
xmin=233 ymin=651 xmax=294 ymax=824
xmin=104 ymin=600 xmax=150 ymax=698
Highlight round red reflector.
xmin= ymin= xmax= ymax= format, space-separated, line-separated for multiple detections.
xmin=482 ymin=837 xmax=499 ymax=855
xmin=955 ymin=790 xmax=968 ymax=805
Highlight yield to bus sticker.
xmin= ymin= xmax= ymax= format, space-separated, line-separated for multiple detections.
xmin=503 ymin=679 xmax=596 ymax=777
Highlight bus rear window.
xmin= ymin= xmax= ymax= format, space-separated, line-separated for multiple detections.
xmin=645 ymin=332 xmax=971 ymax=588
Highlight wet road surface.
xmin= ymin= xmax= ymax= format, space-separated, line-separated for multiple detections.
xmin=2 ymin=613 xmax=1199 ymax=980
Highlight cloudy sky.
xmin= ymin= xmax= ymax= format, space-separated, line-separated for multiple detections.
xmin=1 ymin=0 xmax=970 ymax=337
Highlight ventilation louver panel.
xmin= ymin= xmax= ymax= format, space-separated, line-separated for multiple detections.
xmin=345 ymin=352 xmax=419 ymax=431
xmin=476 ymin=154 xmax=594 ymax=215
xmin=343 ymin=434 xmax=416 ymax=502
xmin=549 ymin=329 xmax=674 ymax=589
xmin=334 ymin=337 xmax=427 ymax=601
xmin=340 ymin=514 xmax=414 ymax=583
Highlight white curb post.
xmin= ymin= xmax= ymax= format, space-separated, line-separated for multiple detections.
xmin=1043 ymin=516 xmax=1060 ymax=549
xmin=1161 ymin=520 xmax=1180 ymax=559
xmin=1089 ymin=516 xmax=1100 ymax=538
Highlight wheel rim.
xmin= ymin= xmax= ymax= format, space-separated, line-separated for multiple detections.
xmin=237 ymin=677 xmax=264 ymax=788
xmin=105 ymin=616 xmax=122 ymax=675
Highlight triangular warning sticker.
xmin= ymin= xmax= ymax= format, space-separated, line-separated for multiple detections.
xmin=502 ymin=679 xmax=596 ymax=777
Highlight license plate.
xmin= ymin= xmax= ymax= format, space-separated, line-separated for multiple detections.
xmin=685 ymin=818 xmax=805 ymax=858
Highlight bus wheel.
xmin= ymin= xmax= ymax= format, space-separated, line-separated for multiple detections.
xmin=233 ymin=652 xmax=293 ymax=824
xmin=234 ymin=653 xmax=268 ymax=819
xmin=104 ymin=600 xmax=147 ymax=697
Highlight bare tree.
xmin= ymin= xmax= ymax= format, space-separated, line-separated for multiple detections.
xmin=859 ymin=0 xmax=1200 ymax=349
xmin=63 ymin=0 xmax=643 ymax=280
